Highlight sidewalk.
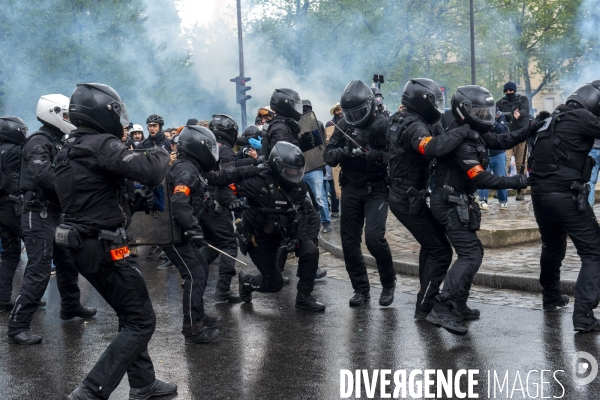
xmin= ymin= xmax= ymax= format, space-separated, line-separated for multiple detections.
xmin=319 ymin=195 xmax=597 ymax=295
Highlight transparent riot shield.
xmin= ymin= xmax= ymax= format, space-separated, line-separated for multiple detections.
xmin=127 ymin=183 xmax=174 ymax=246
xmin=298 ymin=111 xmax=326 ymax=172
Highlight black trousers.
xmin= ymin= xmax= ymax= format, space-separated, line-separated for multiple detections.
xmin=430 ymin=191 xmax=483 ymax=303
xmin=8 ymin=210 xmax=81 ymax=335
xmin=248 ymin=232 xmax=318 ymax=295
xmin=340 ymin=184 xmax=395 ymax=293
xmin=0 ymin=203 xmax=21 ymax=303
xmin=164 ymin=242 xmax=208 ymax=335
xmin=71 ymin=238 xmax=156 ymax=398
xmin=389 ymin=194 xmax=453 ymax=311
xmin=531 ymin=191 xmax=600 ymax=324
xmin=200 ymin=206 xmax=237 ymax=290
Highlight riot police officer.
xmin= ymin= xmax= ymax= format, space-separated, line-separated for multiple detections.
xmin=387 ymin=78 xmax=481 ymax=319
xmin=528 ymin=81 xmax=600 ymax=332
xmin=203 ymin=114 xmax=256 ymax=302
xmin=425 ymin=85 xmax=528 ymax=335
xmin=323 ymin=80 xmax=395 ymax=307
xmin=53 ymin=83 xmax=176 ymax=399
xmin=208 ymin=141 xmax=325 ymax=311
xmin=0 ymin=117 xmax=26 ymax=313
xmin=163 ymin=125 xmax=223 ymax=343
xmin=7 ymin=95 xmax=96 ymax=345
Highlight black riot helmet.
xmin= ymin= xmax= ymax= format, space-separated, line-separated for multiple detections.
xmin=69 ymin=83 xmax=129 ymax=138
xmin=401 ymin=78 xmax=445 ymax=124
xmin=451 ymin=85 xmax=496 ymax=133
xmin=0 ymin=116 xmax=27 ymax=144
xmin=209 ymin=114 xmax=238 ymax=146
xmin=268 ymin=141 xmax=305 ymax=187
xmin=340 ymin=80 xmax=376 ymax=127
xmin=177 ymin=125 xmax=219 ymax=171
xmin=146 ymin=114 xmax=164 ymax=126
xmin=270 ymin=88 xmax=303 ymax=121
xmin=243 ymin=125 xmax=260 ymax=138
xmin=567 ymin=81 xmax=600 ymax=117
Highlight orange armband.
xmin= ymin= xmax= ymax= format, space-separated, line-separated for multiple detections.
xmin=466 ymin=165 xmax=484 ymax=179
xmin=174 ymin=185 xmax=191 ymax=196
xmin=229 ymin=183 xmax=237 ymax=195
xmin=418 ymin=137 xmax=432 ymax=155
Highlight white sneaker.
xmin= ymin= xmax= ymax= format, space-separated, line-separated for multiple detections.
xmin=499 ymin=202 xmax=508 ymax=210
xmin=479 ymin=200 xmax=489 ymax=210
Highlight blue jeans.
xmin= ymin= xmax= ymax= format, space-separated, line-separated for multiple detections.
xmin=303 ymin=169 xmax=330 ymax=223
xmin=588 ymin=148 xmax=600 ymax=206
xmin=323 ymin=179 xmax=339 ymax=213
xmin=479 ymin=152 xmax=508 ymax=203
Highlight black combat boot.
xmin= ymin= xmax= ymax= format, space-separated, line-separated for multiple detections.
xmin=379 ymin=283 xmax=396 ymax=306
xmin=349 ymin=292 xmax=370 ymax=307
xmin=426 ymin=301 xmax=468 ymax=335
xmin=60 ymin=307 xmax=97 ymax=321
xmin=295 ymin=293 xmax=326 ymax=312
xmin=238 ymin=271 xmax=253 ymax=303
xmin=129 ymin=379 xmax=178 ymax=400
xmin=7 ymin=330 xmax=43 ymax=345
xmin=452 ymin=301 xmax=480 ymax=321
xmin=68 ymin=383 xmax=103 ymax=399
xmin=214 ymin=287 xmax=242 ymax=303
xmin=543 ymin=294 xmax=569 ymax=311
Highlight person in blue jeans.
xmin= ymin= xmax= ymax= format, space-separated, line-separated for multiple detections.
xmin=479 ymin=109 xmax=509 ymax=210
xmin=323 ymin=165 xmax=339 ymax=217
xmin=587 ymin=140 xmax=600 ymax=208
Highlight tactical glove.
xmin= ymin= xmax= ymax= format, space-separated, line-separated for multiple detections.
xmin=510 ymin=174 xmax=529 ymax=189
xmin=228 ymin=199 xmax=248 ymax=212
xmin=285 ymin=238 xmax=300 ymax=252
xmin=298 ymin=132 xmax=315 ymax=151
xmin=184 ymin=229 xmax=205 ymax=248
xmin=331 ymin=147 xmax=350 ymax=162
xmin=135 ymin=186 xmax=155 ymax=211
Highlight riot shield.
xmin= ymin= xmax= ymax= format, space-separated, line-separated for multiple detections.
xmin=127 ymin=183 xmax=174 ymax=246
xmin=298 ymin=111 xmax=326 ymax=172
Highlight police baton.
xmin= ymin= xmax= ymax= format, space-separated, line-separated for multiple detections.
xmin=205 ymin=243 xmax=248 ymax=266
xmin=331 ymin=121 xmax=367 ymax=152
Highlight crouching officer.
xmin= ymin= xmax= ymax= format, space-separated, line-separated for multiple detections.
xmin=426 ymin=85 xmax=528 ymax=335
xmin=0 ymin=117 xmax=26 ymax=313
xmin=528 ymin=81 xmax=600 ymax=332
xmin=54 ymin=83 xmax=176 ymax=400
xmin=163 ymin=125 xmax=223 ymax=344
xmin=7 ymin=95 xmax=96 ymax=345
xmin=210 ymin=141 xmax=325 ymax=311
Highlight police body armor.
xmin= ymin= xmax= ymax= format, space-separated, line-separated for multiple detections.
xmin=529 ymin=112 xmax=595 ymax=211
xmin=0 ymin=142 xmax=21 ymax=199
xmin=19 ymin=127 xmax=64 ymax=214
xmin=434 ymin=139 xmax=489 ymax=194
xmin=243 ymin=174 xmax=294 ymax=236
xmin=386 ymin=112 xmax=430 ymax=194
xmin=340 ymin=124 xmax=381 ymax=174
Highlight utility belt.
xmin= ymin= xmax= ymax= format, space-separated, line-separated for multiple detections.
xmin=17 ymin=191 xmax=62 ymax=217
xmin=531 ymin=180 xmax=590 ymax=212
xmin=433 ymin=185 xmax=480 ymax=231
xmin=389 ymin=185 xmax=429 ymax=216
xmin=55 ymin=224 xmax=130 ymax=264
xmin=343 ymin=177 xmax=386 ymax=191
xmin=532 ymin=156 xmax=594 ymax=182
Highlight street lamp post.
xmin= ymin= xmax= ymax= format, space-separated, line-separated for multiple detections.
xmin=469 ymin=0 xmax=476 ymax=85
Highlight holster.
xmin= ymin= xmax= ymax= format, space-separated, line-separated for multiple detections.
xmin=468 ymin=199 xmax=481 ymax=231
xmin=275 ymin=244 xmax=289 ymax=272
xmin=446 ymin=192 xmax=470 ymax=224
xmin=8 ymin=194 xmax=23 ymax=217
xmin=98 ymin=227 xmax=130 ymax=265
xmin=571 ymin=181 xmax=590 ymax=212
xmin=55 ymin=224 xmax=83 ymax=250
xmin=582 ymin=156 xmax=596 ymax=183
xmin=406 ymin=186 xmax=427 ymax=216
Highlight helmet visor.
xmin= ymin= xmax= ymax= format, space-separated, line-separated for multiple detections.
xmin=470 ymin=105 xmax=495 ymax=125
xmin=109 ymin=102 xmax=129 ymax=127
xmin=435 ymin=95 xmax=445 ymax=115
xmin=343 ymin=102 xmax=372 ymax=124
xmin=203 ymin=137 xmax=219 ymax=162
xmin=278 ymin=160 xmax=305 ymax=184
xmin=293 ymin=100 xmax=303 ymax=116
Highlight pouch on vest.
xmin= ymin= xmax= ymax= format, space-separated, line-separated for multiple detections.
xmin=55 ymin=224 xmax=83 ymax=250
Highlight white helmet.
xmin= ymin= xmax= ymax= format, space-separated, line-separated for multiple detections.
xmin=130 ymin=124 xmax=144 ymax=135
xmin=36 ymin=94 xmax=76 ymax=135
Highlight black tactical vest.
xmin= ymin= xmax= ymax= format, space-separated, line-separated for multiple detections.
xmin=0 ymin=142 xmax=21 ymax=197
xmin=19 ymin=127 xmax=63 ymax=194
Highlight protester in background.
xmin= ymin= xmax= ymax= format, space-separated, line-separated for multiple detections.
xmin=497 ymin=81 xmax=530 ymax=201
xmin=130 ymin=124 xmax=145 ymax=148
xmin=198 ymin=120 xmax=209 ymax=128
xmin=325 ymin=103 xmax=343 ymax=128
xmin=588 ymin=138 xmax=600 ymax=210
xmin=478 ymin=108 xmax=509 ymax=210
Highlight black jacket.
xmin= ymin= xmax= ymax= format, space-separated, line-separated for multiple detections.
xmin=323 ymin=113 xmax=388 ymax=187
xmin=0 ymin=142 xmax=21 ymax=198
xmin=167 ymin=158 xmax=205 ymax=232
xmin=496 ymin=94 xmax=530 ymax=132
xmin=136 ymin=130 xmax=172 ymax=153
xmin=54 ymin=128 xmax=169 ymax=231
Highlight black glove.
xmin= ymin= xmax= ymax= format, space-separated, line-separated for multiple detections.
xmin=237 ymin=165 xmax=266 ymax=179
xmin=135 ymin=187 xmax=155 ymax=211
xmin=465 ymin=130 xmax=480 ymax=141
xmin=365 ymin=149 xmax=384 ymax=162
xmin=253 ymin=155 xmax=265 ymax=166
xmin=510 ymin=174 xmax=529 ymax=189
xmin=184 ymin=229 xmax=204 ymax=247
xmin=228 ymin=199 xmax=248 ymax=212
xmin=331 ymin=147 xmax=350 ymax=162
xmin=285 ymin=238 xmax=300 ymax=252
xmin=298 ymin=132 xmax=315 ymax=151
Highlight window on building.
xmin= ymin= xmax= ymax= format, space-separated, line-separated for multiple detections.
xmin=544 ymin=97 xmax=555 ymax=111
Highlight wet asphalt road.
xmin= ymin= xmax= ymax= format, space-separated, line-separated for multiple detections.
xmin=1 ymin=250 xmax=600 ymax=399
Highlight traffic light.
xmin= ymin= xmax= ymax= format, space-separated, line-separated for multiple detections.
xmin=230 ymin=76 xmax=251 ymax=104
xmin=0 ymin=71 xmax=4 ymax=97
